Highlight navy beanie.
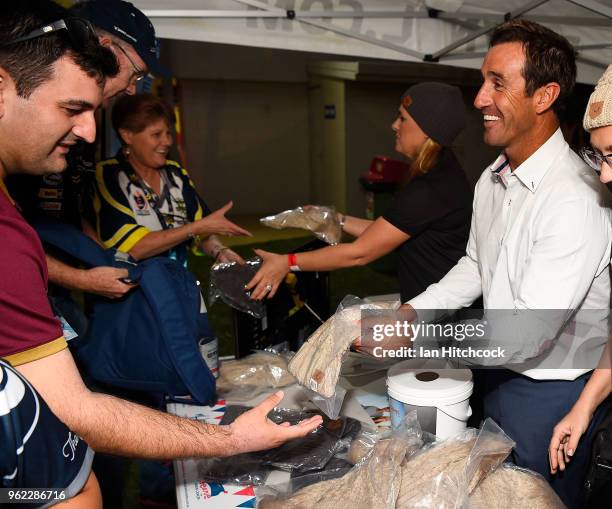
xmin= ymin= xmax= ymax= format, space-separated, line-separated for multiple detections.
xmin=401 ymin=82 xmax=466 ymax=146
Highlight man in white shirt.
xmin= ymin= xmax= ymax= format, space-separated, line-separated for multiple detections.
xmin=404 ymin=20 xmax=611 ymax=508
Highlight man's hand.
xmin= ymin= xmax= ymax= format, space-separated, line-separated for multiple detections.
xmin=227 ymin=391 xmax=323 ymax=454
xmin=549 ymin=403 xmax=592 ymax=474
xmin=352 ymin=304 xmax=418 ymax=358
xmin=82 ymin=267 xmax=136 ymax=299
xmin=216 ymin=247 xmax=245 ymax=265
xmin=244 ymin=249 xmax=289 ymax=300
xmin=193 ymin=201 xmax=252 ymax=237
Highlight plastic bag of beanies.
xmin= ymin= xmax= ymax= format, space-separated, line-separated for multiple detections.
xmin=216 ymin=351 xmax=296 ymax=391
xmin=260 ymin=206 xmax=342 ymax=245
xmin=208 ymin=258 xmax=265 ymax=318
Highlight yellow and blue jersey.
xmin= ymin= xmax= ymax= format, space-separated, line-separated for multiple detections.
xmin=89 ymin=152 xmax=211 ymax=265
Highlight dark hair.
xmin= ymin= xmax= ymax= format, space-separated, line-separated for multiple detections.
xmin=490 ymin=19 xmax=576 ymax=116
xmin=0 ymin=0 xmax=118 ymax=99
xmin=112 ymin=93 xmax=175 ymax=143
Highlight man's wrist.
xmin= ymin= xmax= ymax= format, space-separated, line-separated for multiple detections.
xmin=212 ymin=246 xmax=229 ymax=260
xmin=76 ymin=268 xmax=94 ymax=292
xmin=186 ymin=224 xmax=196 ymax=240
xmin=223 ymin=423 xmax=243 ymax=456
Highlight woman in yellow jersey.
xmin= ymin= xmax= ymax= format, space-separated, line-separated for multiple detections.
xmin=90 ymin=93 xmax=249 ymax=268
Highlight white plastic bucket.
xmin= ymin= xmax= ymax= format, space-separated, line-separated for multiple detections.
xmin=199 ymin=336 xmax=219 ymax=379
xmin=387 ymin=360 xmax=473 ymax=439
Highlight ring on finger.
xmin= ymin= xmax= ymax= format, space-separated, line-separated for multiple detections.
xmin=265 ymin=283 xmax=273 ymax=292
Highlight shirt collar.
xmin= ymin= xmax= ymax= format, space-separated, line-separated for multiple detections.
xmin=489 ymin=153 xmax=511 ymax=187
xmin=489 ymin=128 xmax=567 ymax=192
xmin=0 ymin=178 xmax=15 ymax=205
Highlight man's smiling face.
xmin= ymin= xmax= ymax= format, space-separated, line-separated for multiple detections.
xmin=0 ymin=54 xmax=102 ymax=176
xmin=473 ymin=41 xmax=539 ymax=152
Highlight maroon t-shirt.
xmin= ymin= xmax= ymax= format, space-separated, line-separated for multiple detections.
xmin=0 ymin=184 xmax=63 ymax=363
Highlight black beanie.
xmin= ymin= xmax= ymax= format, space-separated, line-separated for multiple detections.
xmin=401 ymin=82 xmax=466 ymax=146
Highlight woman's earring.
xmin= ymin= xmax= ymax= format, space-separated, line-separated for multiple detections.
xmin=124 ymin=146 xmax=131 ymax=156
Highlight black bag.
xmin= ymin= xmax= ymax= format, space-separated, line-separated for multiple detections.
xmin=585 ymin=404 xmax=612 ymax=508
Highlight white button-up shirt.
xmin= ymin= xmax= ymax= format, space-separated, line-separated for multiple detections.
xmin=408 ymin=129 xmax=612 ymax=380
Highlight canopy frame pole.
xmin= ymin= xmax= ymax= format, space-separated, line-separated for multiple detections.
xmin=427 ymin=0 xmax=550 ymax=62
xmin=576 ymin=56 xmax=608 ymax=69
xmin=438 ymin=12 xmax=612 ymax=25
xmin=142 ymin=10 xmax=429 ymax=19
xmin=442 ymin=42 xmax=612 ymax=61
xmin=231 ymin=0 xmax=426 ymax=59
xmin=565 ymin=0 xmax=612 ymax=19
xmin=141 ymin=9 xmax=611 ymax=27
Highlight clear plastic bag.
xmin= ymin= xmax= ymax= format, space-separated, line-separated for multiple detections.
xmin=288 ymin=295 xmax=398 ymax=399
xmin=198 ymin=407 xmax=362 ymax=485
xmin=346 ymin=427 xmax=380 ymax=465
xmin=196 ymin=451 xmax=270 ymax=486
xmin=396 ymin=418 xmax=515 ymax=509
xmin=257 ymin=411 xmax=422 ymax=509
xmin=468 ymin=463 xmax=565 ymax=509
xmin=208 ymin=258 xmax=265 ymax=318
xmin=216 ymin=351 xmax=296 ymax=391
xmin=263 ymin=410 xmax=361 ymax=474
xmin=464 ymin=418 xmax=516 ymax=493
xmin=308 ymin=385 xmax=347 ymax=420
xmin=285 ymin=461 xmax=354 ymax=492
xmin=260 ymin=206 xmax=342 ymax=245
xmin=215 ymin=382 xmax=273 ymax=405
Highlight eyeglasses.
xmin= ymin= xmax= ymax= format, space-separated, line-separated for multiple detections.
xmin=113 ymin=43 xmax=147 ymax=83
xmin=580 ymin=147 xmax=612 ymax=174
xmin=0 ymin=18 xmax=96 ymax=50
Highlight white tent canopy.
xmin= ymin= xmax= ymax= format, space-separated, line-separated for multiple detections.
xmin=132 ymin=0 xmax=612 ymax=84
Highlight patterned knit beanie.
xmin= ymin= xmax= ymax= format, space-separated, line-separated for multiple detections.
xmin=583 ymin=65 xmax=612 ymax=132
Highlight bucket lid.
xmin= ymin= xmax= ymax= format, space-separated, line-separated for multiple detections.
xmin=387 ymin=360 xmax=473 ymax=407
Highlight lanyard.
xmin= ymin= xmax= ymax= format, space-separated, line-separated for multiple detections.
xmin=126 ymin=166 xmax=181 ymax=230
xmin=123 ymin=161 xmax=190 ymax=266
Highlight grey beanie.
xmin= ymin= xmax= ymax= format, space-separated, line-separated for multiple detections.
xmin=401 ymin=82 xmax=466 ymax=146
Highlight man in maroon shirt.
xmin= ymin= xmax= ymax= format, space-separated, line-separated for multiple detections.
xmin=0 ymin=0 xmax=321 ymax=492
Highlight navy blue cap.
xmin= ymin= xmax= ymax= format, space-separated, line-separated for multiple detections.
xmin=73 ymin=0 xmax=171 ymax=78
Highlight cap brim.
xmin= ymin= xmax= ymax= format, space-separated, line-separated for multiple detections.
xmin=141 ymin=53 xmax=172 ymax=79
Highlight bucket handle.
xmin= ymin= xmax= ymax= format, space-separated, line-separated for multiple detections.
xmin=439 ymin=403 xmax=472 ymax=421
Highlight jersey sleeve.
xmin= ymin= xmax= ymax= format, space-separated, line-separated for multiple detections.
xmin=93 ymin=160 xmax=150 ymax=253
xmin=0 ymin=359 xmax=94 ymax=501
xmin=0 ymin=212 xmax=65 ymax=365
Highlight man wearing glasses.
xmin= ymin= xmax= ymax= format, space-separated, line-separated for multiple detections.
xmin=74 ymin=0 xmax=166 ymax=99
xmin=0 ymin=0 xmax=322 ymax=505
xmin=9 ymin=1 xmax=171 ymax=316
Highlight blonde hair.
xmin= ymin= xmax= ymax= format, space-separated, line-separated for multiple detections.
xmin=406 ymin=138 xmax=442 ymax=182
